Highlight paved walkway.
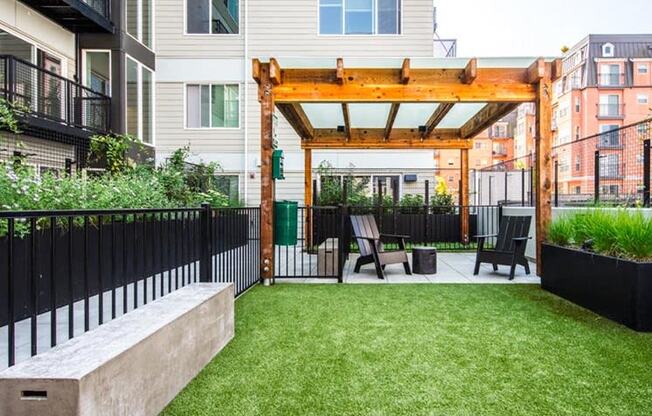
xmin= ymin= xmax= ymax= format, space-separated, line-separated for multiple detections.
xmin=277 ymin=252 xmax=540 ymax=285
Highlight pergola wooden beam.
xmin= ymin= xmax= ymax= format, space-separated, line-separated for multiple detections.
xmin=461 ymin=58 xmax=477 ymax=84
xmin=527 ymin=58 xmax=546 ymax=84
xmin=336 ymin=58 xmax=344 ymax=84
xmin=341 ymin=103 xmax=351 ymax=141
xmin=422 ymin=103 xmax=454 ymax=139
xmin=273 ymin=67 xmax=537 ymax=103
xmin=276 ymin=103 xmax=314 ymax=140
xmin=460 ymin=102 xmax=519 ymax=139
xmin=384 ymin=103 xmax=400 ymax=141
xmin=303 ymin=128 xmax=471 ymax=149
xmin=269 ymin=58 xmax=282 ymax=86
xmin=401 ymin=59 xmax=410 ymax=84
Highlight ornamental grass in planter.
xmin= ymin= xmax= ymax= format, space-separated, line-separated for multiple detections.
xmin=543 ymin=209 xmax=652 ymax=331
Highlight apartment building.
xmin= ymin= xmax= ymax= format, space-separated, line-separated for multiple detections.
xmin=0 ymin=0 xmax=155 ymax=172
xmin=154 ymin=0 xmax=468 ymax=205
xmin=516 ymin=34 xmax=652 ymax=199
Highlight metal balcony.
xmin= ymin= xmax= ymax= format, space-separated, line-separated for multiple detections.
xmin=597 ymin=103 xmax=625 ymax=120
xmin=19 ymin=0 xmax=113 ymax=33
xmin=1 ymin=55 xmax=111 ymax=135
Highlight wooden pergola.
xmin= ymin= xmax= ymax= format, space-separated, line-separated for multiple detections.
xmin=253 ymin=57 xmax=561 ymax=283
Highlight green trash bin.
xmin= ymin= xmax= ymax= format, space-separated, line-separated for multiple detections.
xmin=274 ymin=200 xmax=298 ymax=246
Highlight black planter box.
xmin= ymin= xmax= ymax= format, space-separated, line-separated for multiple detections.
xmin=542 ymin=243 xmax=652 ymax=332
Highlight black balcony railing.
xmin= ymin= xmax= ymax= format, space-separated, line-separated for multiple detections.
xmin=0 ymin=55 xmax=110 ymax=134
xmin=17 ymin=0 xmax=113 ymax=33
xmin=597 ymin=103 xmax=624 ymax=119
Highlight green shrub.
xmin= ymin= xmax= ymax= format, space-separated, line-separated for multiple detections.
xmin=547 ymin=210 xmax=652 ymax=261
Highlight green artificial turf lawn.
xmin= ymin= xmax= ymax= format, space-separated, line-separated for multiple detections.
xmin=163 ymin=285 xmax=652 ymax=416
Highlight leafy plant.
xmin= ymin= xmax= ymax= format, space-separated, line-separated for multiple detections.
xmin=430 ymin=176 xmax=455 ymax=214
xmin=547 ymin=210 xmax=652 ymax=261
xmin=0 ymin=98 xmax=23 ymax=135
xmin=89 ymin=133 xmax=142 ymax=174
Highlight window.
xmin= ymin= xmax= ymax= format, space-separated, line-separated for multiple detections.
xmin=126 ymin=0 xmax=153 ymax=48
xmin=599 ymin=125 xmax=620 ymax=147
xmin=319 ymin=0 xmax=401 ymax=35
xmin=575 ymin=126 xmax=580 ymax=140
xmin=638 ymin=94 xmax=649 ymax=104
xmin=574 ymin=186 xmax=581 ymax=195
xmin=447 ymin=158 xmax=454 ymax=166
xmin=0 ymin=29 xmax=33 ymax=62
xmin=602 ymin=43 xmax=614 ymax=58
xmin=575 ymin=155 xmax=581 ymax=171
xmin=475 ymin=142 xmax=482 ymax=149
xmin=575 ymin=98 xmax=581 ymax=113
xmin=600 ymin=185 xmax=619 ymax=195
xmin=84 ymin=51 xmax=111 ymax=95
xmin=214 ymin=175 xmax=240 ymax=202
xmin=599 ymin=95 xmax=620 ymax=117
xmin=186 ymin=84 xmax=239 ymax=128
xmin=599 ymin=154 xmax=620 ymax=178
xmin=599 ymin=64 xmax=620 ymax=86
xmin=126 ymin=57 xmax=154 ymax=144
xmin=639 ymin=64 xmax=649 ymax=74
xmin=186 ymin=0 xmax=239 ymax=34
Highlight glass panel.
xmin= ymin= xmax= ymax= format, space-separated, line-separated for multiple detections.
xmin=84 ymin=51 xmax=110 ymax=95
xmin=142 ymin=67 xmax=153 ymax=144
xmin=224 ymin=84 xmax=239 ymax=127
xmin=437 ymin=103 xmax=485 ymax=129
xmin=187 ymin=0 xmax=210 ymax=33
xmin=302 ymin=103 xmax=344 ymax=128
xmin=201 ymin=85 xmax=210 ymax=128
xmin=142 ymin=0 xmax=152 ymax=47
xmin=345 ymin=0 xmax=373 ymax=34
xmin=349 ymin=103 xmax=391 ymax=128
xmin=126 ymin=0 xmax=138 ymax=38
xmin=126 ymin=58 xmax=139 ymax=138
xmin=211 ymin=84 xmax=225 ymax=127
xmin=186 ymin=85 xmax=201 ymax=128
xmin=212 ymin=0 xmax=239 ymax=34
xmin=377 ymin=0 xmax=399 ymax=34
xmin=320 ymin=0 xmax=343 ymax=35
xmin=0 ymin=30 xmax=33 ymax=61
xmin=394 ymin=103 xmax=439 ymax=128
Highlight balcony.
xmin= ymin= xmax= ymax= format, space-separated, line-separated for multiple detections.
xmin=19 ymin=0 xmax=114 ymax=33
xmin=598 ymin=72 xmax=625 ymax=88
xmin=0 ymin=55 xmax=110 ymax=136
xmin=597 ymin=103 xmax=624 ymax=120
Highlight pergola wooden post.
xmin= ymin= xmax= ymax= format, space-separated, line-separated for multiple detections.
xmin=304 ymin=149 xmax=313 ymax=248
xmin=460 ymin=148 xmax=470 ymax=244
xmin=254 ymin=60 xmax=276 ymax=284
xmin=253 ymin=56 xmax=560 ymax=281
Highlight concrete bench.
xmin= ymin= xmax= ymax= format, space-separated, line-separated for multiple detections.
xmin=0 ymin=283 xmax=234 ymax=416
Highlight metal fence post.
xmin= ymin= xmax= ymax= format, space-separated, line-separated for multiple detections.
xmin=424 ymin=180 xmax=430 ymax=241
xmin=504 ymin=170 xmax=508 ymax=205
xmin=337 ymin=204 xmax=347 ymax=283
xmin=200 ymin=203 xmax=213 ymax=282
xmin=594 ymin=151 xmax=600 ymax=205
xmin=554 ymin=160 xmax=559 ymax=207
xmin=644 ymin=139 xmax=650 ymax=207
xmin=521 ymin=168 xmax=525 ymax=207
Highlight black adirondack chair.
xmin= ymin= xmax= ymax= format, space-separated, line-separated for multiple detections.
xmin=350 ymin=214 xmax=411 ymax=279
xmin=473 ymin=216 xmax=532 ymax=280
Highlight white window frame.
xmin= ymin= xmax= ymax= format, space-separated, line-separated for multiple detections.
xmin=125 ymin=55 xmax=155 ymax=146
xmin=318 ymin=0 xmax=403 ymax=37
xmin=81 ymin=49 xmax=112 ymax=96
xmin=183 ymin=0 xmax=242 ymax=37
xmin=183 ymin=83 xmax=242 ymax=130
xmin=638 ymin=64 xmax=649 ymax=74
xmin=125 ymin=0 xmax=155 ymax=51
xmin=602 ymin=43 xmax=614 ymax=58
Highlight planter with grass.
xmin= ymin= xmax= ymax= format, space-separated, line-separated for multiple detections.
xmin=542 ymin=210 xmax=652 ymax=331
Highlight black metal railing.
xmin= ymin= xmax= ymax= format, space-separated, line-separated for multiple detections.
xmin=83 ymin=0 xmax=111 ymax=19
xmin=1 ymin=205 xmax=260 ymax=369
xmin=477 ymin=118 xmax=652 ymax=207
xmin=598 ymin=72 xmax=625 ymax=87
xmin=597 ymin=103 xmax=625 ymax=119
xmin=0 ymin=55 xmax=110 ymax=133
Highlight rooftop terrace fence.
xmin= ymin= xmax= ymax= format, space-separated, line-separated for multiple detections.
xmin=1 ymin=205 xmax=260 ymax=369
xmin=475 ymin=118 xmax=652 ymax=207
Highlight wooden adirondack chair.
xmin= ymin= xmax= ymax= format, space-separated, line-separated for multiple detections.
xmin=350 ymin=214 xmax=411 ymax=279
xmin=473 ymin=215 xmax=532 ymax=280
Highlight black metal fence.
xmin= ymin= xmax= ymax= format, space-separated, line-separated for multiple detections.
xmin=1 ymin=55 xmax=111 ymax=133
xmin=1 ymin=205 xmax=259 ymax=369
xmin=476 ymin=118 xmax=652 ymax=207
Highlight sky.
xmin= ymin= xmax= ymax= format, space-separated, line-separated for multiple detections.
xmin=435 ymin=0 xmax=652 ymax=57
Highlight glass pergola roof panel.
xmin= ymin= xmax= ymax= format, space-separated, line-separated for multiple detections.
xmin=437 ymin=103 xmax=486 ymax=129
xmin=349 ymin=104 xmax=392 ymax=128
xmin=394 ymin=104 xmax=439 ymax=128
xmin=302 ymin=104 xmax=344 ymax=128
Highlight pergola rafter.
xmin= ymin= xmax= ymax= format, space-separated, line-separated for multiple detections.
xmin=253 ymin=56 xmax=561 ymax=283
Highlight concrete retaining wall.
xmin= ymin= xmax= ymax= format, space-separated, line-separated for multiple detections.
xmin=502 ymin=207 xmax=652 ymax=260
xmin=0 ymin=283 xmax=234 ymax=416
